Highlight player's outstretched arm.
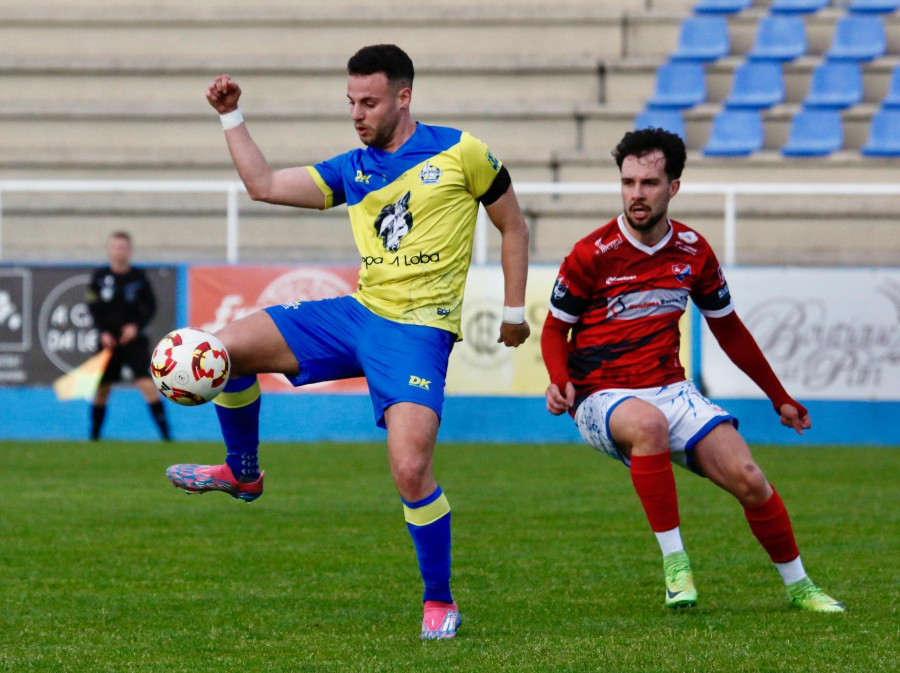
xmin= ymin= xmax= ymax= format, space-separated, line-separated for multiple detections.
xmin=486 ymin=184 xmax=530 ymax=347
xmin=206 ymin=74 xmax=326 ymax=209
xmin=706 ymin=312 xmax=811 ymax=434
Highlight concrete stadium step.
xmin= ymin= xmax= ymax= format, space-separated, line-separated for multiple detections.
xmin=606 ymin=56 xmax=900 ymax=106
xmin=0 ymin=55 xmax=603 ymax=109
xmin=554 ymin=149 xmax=895 ymax=183
xmin=0 ymin=100 xmax=885 ymax=181
xmin=514 ymin=193 xmax=900 ymax=266
xmin=0 ymin=8 xmax=630 ymax=64
xmin=0 ymin=102 xmax=581 ymax=172
xmin=576 ymin=102 xmax=881 ymax=152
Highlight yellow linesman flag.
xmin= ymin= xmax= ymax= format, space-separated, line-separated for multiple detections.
xmin=53 ymin=349 xmax=113 ymax=401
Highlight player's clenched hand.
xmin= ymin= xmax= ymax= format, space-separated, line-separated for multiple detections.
xmin=206 ymin=74 xmax=242 ymax=114
xmin=497 ymin=321 xmax=531 ymax=347
xmin=779 ymin=403 xmax=812 ymax=435
xmin=546 ymin=381 xmax=575 ymax=416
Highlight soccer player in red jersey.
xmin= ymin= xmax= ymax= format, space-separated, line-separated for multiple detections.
xmin=541 ymin=128 xmax=843 ymax=613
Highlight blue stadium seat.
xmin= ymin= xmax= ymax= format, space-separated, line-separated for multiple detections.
xmin=702 ymin=109 xmax=764 ymax=156
xmin=883 ymin=64 xmax=900 ymax=108
xmin=671 ymin=16 xmax=730 ymax=62
xmin=646 ymin=61 xmax=707 ymax=109
xmin=770 ymin=0 xmax=829 ymax=13
xmin=825 ymin=15 xmax=887 ymax=61
xmin=747 ymin=15 xmax=808 ymax=61
xmin=803 ymin=60 xmax=863 ymax=108
xmin=634 ymin=108 xmax=687 ymax=142
xmin=725 ymin=61 xmax=785 ymax=108
xmin=860 ymin=107 xmax=900 ymax=156
xmin=847 ymin=0 xmax=900 ymax=13
xmin=694 ymin=0 xmax=752 ymax=13
xmin=782 ymin=109 xmax=844 ymax=156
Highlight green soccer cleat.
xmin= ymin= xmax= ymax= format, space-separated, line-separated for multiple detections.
xmin=663 ymin=550 xmax=698 ymax=609
xmin=787 ymin=577 xmax=845 ymax=613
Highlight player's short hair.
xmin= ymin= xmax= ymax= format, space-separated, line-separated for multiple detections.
xmin=347 ymin=44 xmax=414 ymax=90
xmin=613 ymin=128 xmax=686 ymax=181
xmin=109 ymin=230 xmax=132 ymax=244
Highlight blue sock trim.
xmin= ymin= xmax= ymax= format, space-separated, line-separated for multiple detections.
xmin=223 ymin=375 xmax=258 ymax=393
xmin=402 ymin=485 xmax=444 ymax=510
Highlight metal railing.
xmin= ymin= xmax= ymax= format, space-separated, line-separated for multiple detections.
xmin=2 ymin=179 xmax=899 ymax=266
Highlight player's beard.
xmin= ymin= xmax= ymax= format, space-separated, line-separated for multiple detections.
xmin=624 ymin=207 xmax=666 ymax=232
xmin=359 ymin=111 xmax=401 ymax=150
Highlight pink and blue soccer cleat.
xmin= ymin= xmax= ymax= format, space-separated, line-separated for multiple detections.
xmin=420 ymin=601 xmax=461 ymax=640
xmin=166 ymin=463 xmax=264 ymax=502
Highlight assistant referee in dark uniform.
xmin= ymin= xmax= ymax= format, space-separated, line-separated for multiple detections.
xmin=86 ymin=231 xmax=170 ymax=441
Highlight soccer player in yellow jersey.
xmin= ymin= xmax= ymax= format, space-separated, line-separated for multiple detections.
xmin=166 ymin=44 xmax=531 ymax=639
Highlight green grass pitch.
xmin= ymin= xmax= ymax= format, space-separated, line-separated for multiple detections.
xmin=0 ymin=440 xmax=895 ymax=672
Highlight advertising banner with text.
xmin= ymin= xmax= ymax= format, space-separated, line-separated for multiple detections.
xmin=189 ymin=264 xmax=694 ymax=397
xmin=189 ymin=265 xmax=367 ymax=393
xmin=701 ymin=267 xmax=900 ymax=400
xmin=0 ymin=266 xmax=177 ymax=385
xmin=447 ymin=265 xmax=692 ymax=396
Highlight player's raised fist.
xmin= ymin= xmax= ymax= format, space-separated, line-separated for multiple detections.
xmin=206 ymin=74 xmax=242 ymax=114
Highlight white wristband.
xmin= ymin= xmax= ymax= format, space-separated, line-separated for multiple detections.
xmin=219 ymin=109 xmax=244 ymax=131
xmin=502 ymin=306 xmax=525 ymax=324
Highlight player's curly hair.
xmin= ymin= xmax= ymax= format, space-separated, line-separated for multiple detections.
xmin=613 ymin=128 xmax=686 ymax=181
xmin=348 ymin=44 xmax=415 ymax=90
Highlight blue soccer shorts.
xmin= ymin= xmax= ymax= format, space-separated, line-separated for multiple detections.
xmin=264 ymin=295 xmax=455 ymax=428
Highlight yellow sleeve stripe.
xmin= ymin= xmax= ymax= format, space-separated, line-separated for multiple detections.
xmin=213 ymin=380 xmax=261 ymax=409
xmin=403 ymin=492 xmax=451 ymax=527
xmin=305 ymin=166 xmax=334 ymax=209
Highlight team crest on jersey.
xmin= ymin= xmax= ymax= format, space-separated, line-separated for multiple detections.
xmin=553 ymin=275 xmax=569 ymax=300
xmin=354 ymin=170 xmax=371 ymax=184
xmin=671 ymin=263 xmax=692 ymax=283
xmin=374 ymin=191 xmax=413 ymax=252
xmin=678 ymin=231 xmax=698 ymax=244
xmin=418 ymin=162 xmax=441 ymax=185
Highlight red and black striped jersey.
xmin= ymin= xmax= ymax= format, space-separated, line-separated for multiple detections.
xmin=548 ymin=215 xmax=734 ymax=395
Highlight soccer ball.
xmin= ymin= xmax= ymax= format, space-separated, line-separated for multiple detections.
xmin=151 ymin=327 xmax=230 ymax=406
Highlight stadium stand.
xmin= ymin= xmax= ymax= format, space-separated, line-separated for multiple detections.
xmin=883 ymin=64 xmax=900 ymax=106
xmin=746 ymin=15 xmax=808 ymax=61
xmin=634 ymin=108 xmax=688 ymax=142
xmin=825 ymin=14 xmax=888 ymax=61
xmin=0 ymin=0 xmax=897 ymax=266
xmin=724 ymin=60 xmax=785 ymax=108
xmin=770 ymin=0 xmax=830 ymax=14
xmin=860 ymin=106 xmax=900 ymax=155
xmin=693 ymin=0 xmax=753 ymax=14
xmin=670 ymin=15 xmax=732 ymax=62
xmin=781 ymin=108 xmax=844 ymax=156
xmin=802 ymin=59 xmax=864 ymax=108
xmin=846 ymin=0 xmax=900 ymax=13
xmin=646 ymin=61 xmax=708 ymax=109
xmin=702 ymin=108 xmax=765 ymax=156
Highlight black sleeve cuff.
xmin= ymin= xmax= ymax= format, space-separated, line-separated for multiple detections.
xmin=478 ymin=165 xmax=511 ymax=206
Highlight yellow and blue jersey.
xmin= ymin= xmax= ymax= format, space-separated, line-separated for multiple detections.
xmin=306 ymin=123 xmax=502 ymax=338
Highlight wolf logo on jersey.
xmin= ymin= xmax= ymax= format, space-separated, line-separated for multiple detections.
xmin=375 ymin=191 xmax=413 ymax=252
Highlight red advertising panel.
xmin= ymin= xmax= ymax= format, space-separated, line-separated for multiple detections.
xmin=188 ymin=265 xmax=367 ymax=393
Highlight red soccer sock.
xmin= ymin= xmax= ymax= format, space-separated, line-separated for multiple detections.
xmin=743 ymin=485 xmax=800 ymax=564
xmin=630 ymin=452 xmax=680 ymax=533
